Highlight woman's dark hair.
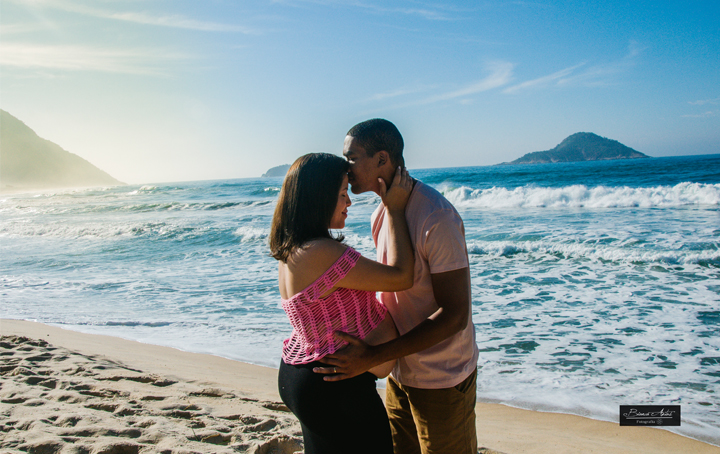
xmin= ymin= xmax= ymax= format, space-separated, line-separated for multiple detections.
xmin=269 ymin=153 xmax=349 ymax=262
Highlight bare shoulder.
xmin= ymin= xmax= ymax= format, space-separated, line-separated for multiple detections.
xmin=287 ymin=239 xmax=348 ymax=269
xmin=281 ymin=239 xmax=350 ymax=298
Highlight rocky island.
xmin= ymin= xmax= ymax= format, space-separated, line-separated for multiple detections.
xmin=262 ymin=164 xmax=291 ymax=177
xmin=0 ymin=110 xmax=124 ymax=192
xmin=504 ymin=132 xmax=649 ymax=165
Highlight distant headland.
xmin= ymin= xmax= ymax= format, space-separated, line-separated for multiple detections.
xmin=501 ymin=132 xmax=649 ymax=165
xmin=0 ymin=110 xmax=125 ymax=192
xmin=262 ymin=164 xmax=291 ymax=177
xmin=263 ymin=133 xmax=648 ymax=175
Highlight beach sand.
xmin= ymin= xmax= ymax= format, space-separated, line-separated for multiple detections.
xmin=1 ymin=319 xmax=718 ymax=454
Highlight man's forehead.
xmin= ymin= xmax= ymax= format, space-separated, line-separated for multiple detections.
xmin=343 ymin=137 xmax=366 ymax=156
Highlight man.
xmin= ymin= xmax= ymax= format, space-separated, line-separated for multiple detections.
xmin=315 ymin=119 xmax=479 ymax=454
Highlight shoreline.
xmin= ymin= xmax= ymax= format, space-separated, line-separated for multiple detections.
xmin=2 ymin=319 xmax=718 ymax=454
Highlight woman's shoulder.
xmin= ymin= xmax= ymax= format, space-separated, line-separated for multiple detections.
xmin=282 ymin=240 xmax=354 ymax=299
xmin=287 ymin=239 xmax=349 ymax=267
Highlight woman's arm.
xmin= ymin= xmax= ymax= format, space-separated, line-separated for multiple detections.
xmin=315 ymin=267 xmax=472 ymax=381
xmin=336 ymin=167 xmax=414 ymax=292
xmin=281 ymin=168 xmax=413 ymax=298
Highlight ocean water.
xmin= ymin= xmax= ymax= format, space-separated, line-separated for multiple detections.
xmin=1 ymin=154 xmax=719 ymax=445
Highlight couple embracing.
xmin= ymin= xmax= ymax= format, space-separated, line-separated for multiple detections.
xmin=270 ymin=119 xmax=479 ymax=454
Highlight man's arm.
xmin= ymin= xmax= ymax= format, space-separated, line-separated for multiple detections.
xmin=315 ymin=266 xmax=471 ymax=381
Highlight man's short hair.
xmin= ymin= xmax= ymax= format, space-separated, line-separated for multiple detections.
xmin=347 ymin=119 xmax=404 ymax=168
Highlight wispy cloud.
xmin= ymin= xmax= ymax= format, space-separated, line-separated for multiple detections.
xmin=0 ymin=23 xmax=50 ymax=35
xmin=625 ymin=39 xmax=646 ymax=58
xmin=557 ymin=41 xmax=643 ymax=87
xmin=359 ymin=61 xmax=513 ymax=112
xmin=8 ymin=0 xmax=254 ymax=33
xmin=416 ymin=61 xmax=514 ymax=104
xmin=273 ymin=0 xmax=462 ymax=21
xmin=684 ymin=98 xmax=719 ymax=118
xmin=365 ymin=84 xmax=438 ymax=102
xmin=689 ymin=97 xmax=720 ymax=106
xmin=103 ymin=11 xmax=254 ymax=33
xmin=385 ymin=6 xmax=456 ymax=21
xmin=681 ymin=111 xmax=717 ymax=118
xmin=503 ymin=63 xmax=585 ymax=94
xmin=504 ymin=41 xmax=644 ymax=94
xmin=554 ymin=64 xmax=621 ymax=88
xmin=0 ymin=43 xmax=187 ymax=75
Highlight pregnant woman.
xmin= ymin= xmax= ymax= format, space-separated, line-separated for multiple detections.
xmin=269 ymin=153 xmax=413 ymax=454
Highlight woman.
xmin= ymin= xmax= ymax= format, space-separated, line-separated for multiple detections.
xmin=269 ymin=153 xmax=414 ymax=454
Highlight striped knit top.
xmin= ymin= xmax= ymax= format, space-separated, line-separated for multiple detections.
xmin=281 ymin=247 xmax=387 ymax=364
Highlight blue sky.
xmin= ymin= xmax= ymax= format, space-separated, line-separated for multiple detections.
xmin=1 ymin=0 xmax=718 ymax=184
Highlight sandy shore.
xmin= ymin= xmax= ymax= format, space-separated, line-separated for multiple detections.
xmin=1 ymin=320 xmax=718 ymax=454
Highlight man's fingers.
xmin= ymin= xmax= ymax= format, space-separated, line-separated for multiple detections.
xmin=313 ymin=363 xmax=356 ymax=381
xmin=402 ymin=168 xmax=411 ymax=186
xmin=323 ymin=373 xmax=350 ymax=382
xmin=392 ymin=166 xmax=402 ymax=184
xmin=377 ymin=177 xmax=387 ymax=198
xmin=313 ymin=366 xmax=339 ymax=375
xmin=334 ymin=331 xmax=362 ymax=344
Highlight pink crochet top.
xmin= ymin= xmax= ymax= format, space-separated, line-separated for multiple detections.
xmin=281 ymin=247 xmax=388 ymax=365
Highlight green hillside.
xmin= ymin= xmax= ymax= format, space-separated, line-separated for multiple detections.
xmin=0 ymin=110 xmax=124 ymax=191
xmin=262 ymin=164 xmax=291 ymax=177
xmin=509 ymin=132 xmax=649 ymax=165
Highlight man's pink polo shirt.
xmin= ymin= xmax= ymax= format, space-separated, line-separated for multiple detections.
xmin=372 ymin=181 xmax=479 ymax=389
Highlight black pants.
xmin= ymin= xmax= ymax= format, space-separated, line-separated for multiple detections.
xmin=278 ymin=359 xmax=393 ymax=454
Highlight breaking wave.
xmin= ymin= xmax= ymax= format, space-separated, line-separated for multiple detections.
xmin=442 ymin=182 xmax=720 ymax=209
xmin=467 ymin=239 xmax=720 ymax=266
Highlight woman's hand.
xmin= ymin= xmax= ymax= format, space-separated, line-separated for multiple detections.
xmin=380 ymin=167 xmax=412 ymax=212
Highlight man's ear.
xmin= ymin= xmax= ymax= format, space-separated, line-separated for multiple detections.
xmin=376 ymin=150 xmax=389 ymax=168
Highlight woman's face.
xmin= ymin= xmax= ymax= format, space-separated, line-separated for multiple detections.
xmin=329 ymin=174 xmax=352 ymax=229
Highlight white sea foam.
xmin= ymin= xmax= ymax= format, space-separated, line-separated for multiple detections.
xmin=0 ymin=221 xmax=178 ymax=239
xmin=342 ymin=234 xmax=377 ymax=255
xmin=467 ymin=239 xmax=720 ymax=265
xmin=443 ymin=182 xmax=720 ymax=208
xmin=233 ymin=226 xmax=268 ymax=242
xmin=126 ymin=186 xmax=158 ymax=195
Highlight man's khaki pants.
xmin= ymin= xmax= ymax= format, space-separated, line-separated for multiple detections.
xmin=385 ymin=369 xmax=477 ymax=454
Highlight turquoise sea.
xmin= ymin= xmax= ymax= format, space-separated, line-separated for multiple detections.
xmin=2 ymin=154 xmax=719 ymax=445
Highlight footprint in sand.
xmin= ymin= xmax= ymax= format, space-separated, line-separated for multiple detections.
xmin=1 ymin=335 xmax=304 ymax=454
